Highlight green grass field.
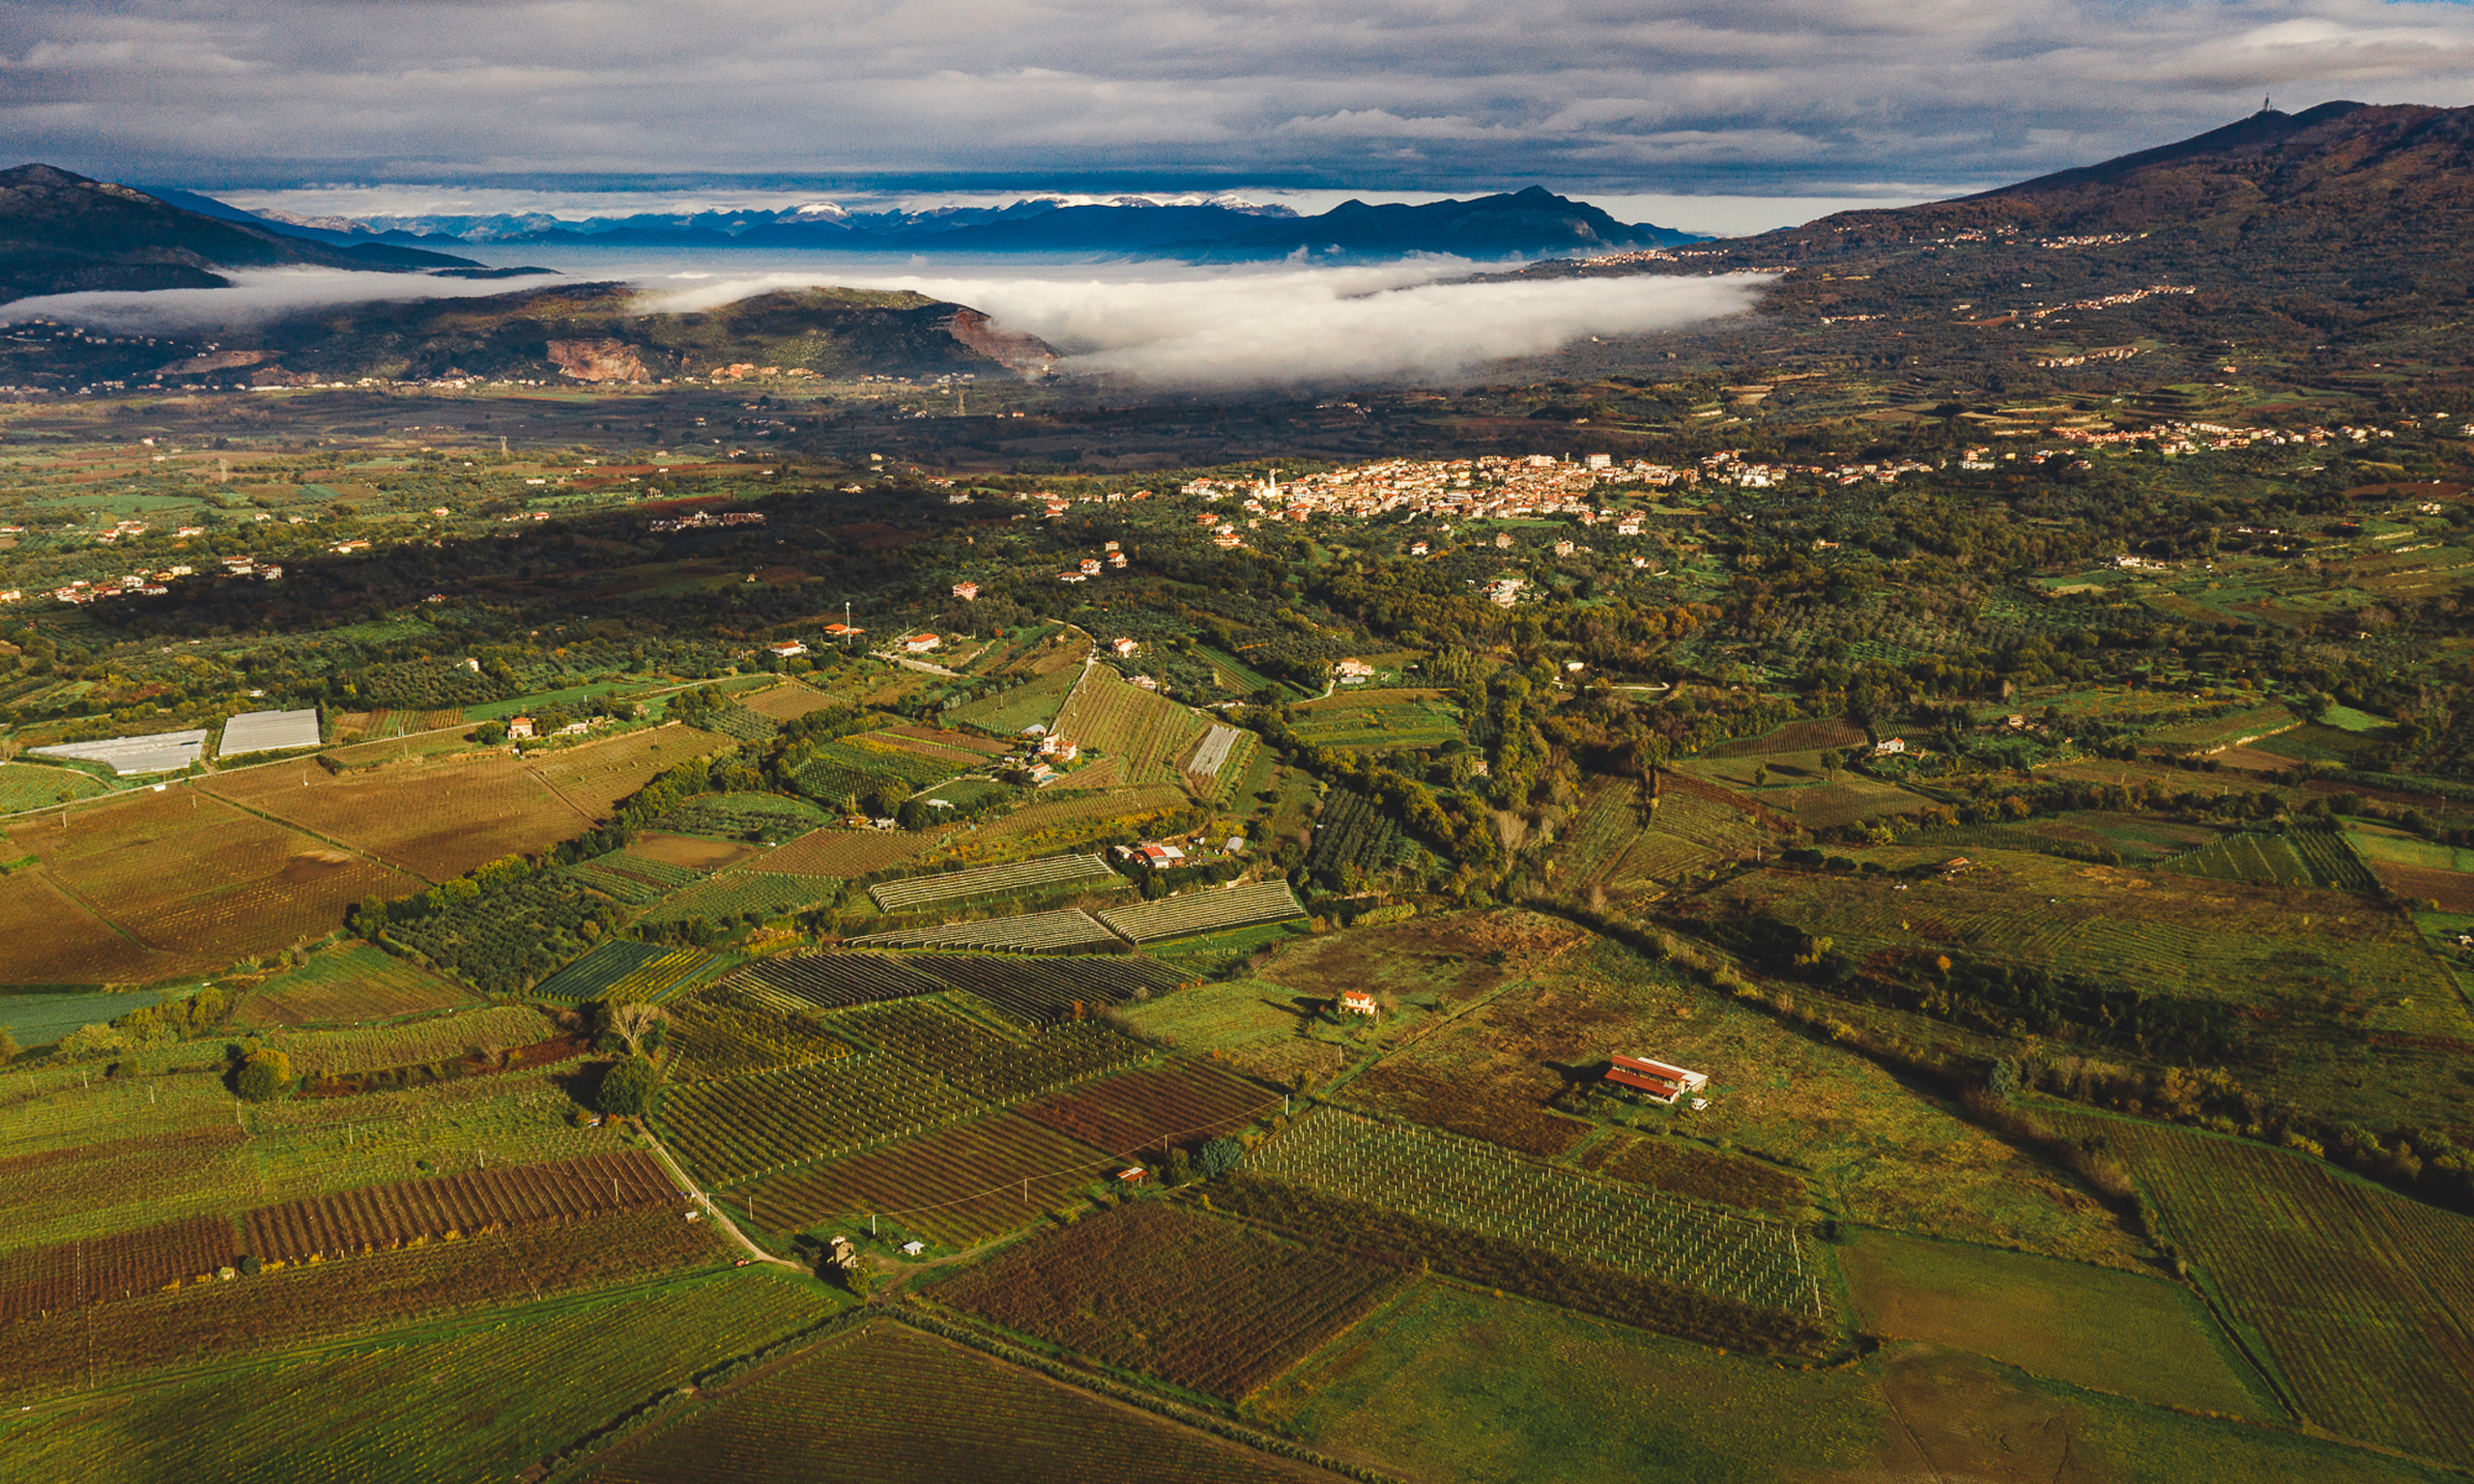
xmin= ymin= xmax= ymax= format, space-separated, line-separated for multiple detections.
xmin=1251 ymin=1282 xmax=2450 ymax=1484
xmin=0 ymin=761 xmax=113 ymax=813
xmin=0 ymin=985 xmax=162 ymax=1045
xmin=1841 ymin=1231 xmax=2267 ymax=1414
xmin=0 ymin=1270 xmax=828 ymax=1481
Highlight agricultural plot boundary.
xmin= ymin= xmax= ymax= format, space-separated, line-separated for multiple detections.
xmin=2060 ymin=1112 xmax=2474 ymax=1466
xmin=1248 ymin=1108 xmax=1827 ymax=1322
xmin=847 ymin=907 xmax=1124 ymax=954
xmin=868 ymin=852 xmax=1122 ymax=913
xmin=660 ymin=1052 xmax=984 ymax=1185
xmin=244 ymin=1151 xmax=675 ymax=1262
xmin=532 ymin=941 xmax=713 ymax=1003
xmin=717 ymin=1058 xmax=1279 ymax=1241
xmin=929 ymin=1201 xmax=1409 ymax=1402
xmin=0 ymin=1216 xmax=238 ymax=1321
xmin=2157 ymin=826 xmax=2378 ymax=893
xmin=725 ymin=952 xmax=948 ymax=1011
xmin=1099 ymin=880 xmax=1307 ymax=944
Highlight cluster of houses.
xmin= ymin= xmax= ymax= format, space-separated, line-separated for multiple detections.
xmin=648 ymin=510 xmax=765 ymax=533
xmin=1057 ymin=541 xmax=1132 ymax=582
xmin=1171 ymin=456 xmax=1696 ymax=532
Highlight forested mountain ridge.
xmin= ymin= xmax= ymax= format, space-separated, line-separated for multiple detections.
xmin=0 ymin=163 xmax=480 ymax=303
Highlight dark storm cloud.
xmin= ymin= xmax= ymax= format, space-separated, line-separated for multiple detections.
xmin=7 ymin=1 xmax=2474 ymax=191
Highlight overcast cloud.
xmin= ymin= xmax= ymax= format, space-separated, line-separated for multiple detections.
xmin=8 ymin=1 xmax=2474 ymax=199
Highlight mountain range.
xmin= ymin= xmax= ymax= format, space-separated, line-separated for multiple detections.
xmin=143 ymin=184 xmax=1701 ymax=261
xmin=0 ymin=164 xmax=482 ymax=303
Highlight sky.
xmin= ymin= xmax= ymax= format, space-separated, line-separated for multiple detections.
xmin=12 ymin=0 xmax=2474 ymax=216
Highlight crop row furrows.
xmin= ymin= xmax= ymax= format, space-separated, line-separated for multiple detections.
xmin=1251 ymin=1111 xmax=1822 ymax=1319
xmin=245 ymin=1151 xmax=672 ymax=1260
xmin=661 ymin=1056 xmax=984 ymax=1185
xmin=0 ymin=1216 xmax=237 ymax=1320
xmin=2125 ymin=1127 xmax=2474 ymax=1460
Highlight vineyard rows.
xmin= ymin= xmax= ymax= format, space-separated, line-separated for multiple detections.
xmin=645 ymin=871 xmax=838 ymax=926
xmin=793 ymin=735 xmax=960 ymax=803
xmin=2157 ymin=833 xmax=2316 ymax=888
xmin=6 ymin=1271 xmax=812 ymax=1484
xmin=587 ymin=1321 xmax=1311 ymax=1484
xmin=903 ymin=953 xmax=1188 ymax=1028
xmin=1250 ymin=1109 xmax=1827 ymax=1320
xmin=1019 ymin=1058 xmax=1276 ymax=1156
xmin=661 ymin=1053 xmax=982 ymax=1184
xmin=869 ymin=853 xmax=1121 ymax=912
xmin=1098 ymin=880 xmax=1306 ymax=943
xmin=1305 ymin=789 xmax=1402 ymax=878
xmin=245 ymin=1151 xmax=675 ymax=1261
xmin=599 ymin=950 xmax=720 ymax=1004
xmin=838 ymin=1000 xmax=1146 ymax=1101
xmin=0 ymin=1215 xmax=236 ymax=1321
xmin=736 ymin=1111 xmax=1115 ymax=1246
xmin=935 ymin=1201 xmax=1405 ymax=1399
xmin=4 ymin=1211 xmax=731 ymax=1409
xmin=667 ymin=985 xmax=853 ymax=1080
xmin=849 ymin=907 xmax=1121 ymax=953
xmin=532 ymin=941 xmax=704 ymax=1003
xmin=2291 ymin=825 xmax=2381 ymax=891
xmin=2067 ymin=1114 xmax=2474 ymax=1466
xmin=728 ymin=952 xmax=942 ymax=1010
xmin=1052 ymin=666 xmax=1209 ymax=785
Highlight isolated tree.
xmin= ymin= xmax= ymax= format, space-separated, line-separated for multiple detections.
xmin=1819 ymin=749 xmax=1844 ymax=781
xmin=597 ymin=1057 xmax=661 ymax=1117
xmin=1986 ymin=1059 xmax=2020 ymax=1103
xmin=1196 ymin=1136 xmax=1244 ymax=1180
xmin=234 ymin=1049 xmax=293 ymax=1102
xmin=602 ymin=1001 xmax=669 ymax=1058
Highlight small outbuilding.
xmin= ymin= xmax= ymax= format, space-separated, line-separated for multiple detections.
xmin=1339 ymin=989 xmax=1378 ymax=1017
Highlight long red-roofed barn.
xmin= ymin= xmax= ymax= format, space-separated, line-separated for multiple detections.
xmin=1604 ymin=1054 xmax=1708 ymax=1104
